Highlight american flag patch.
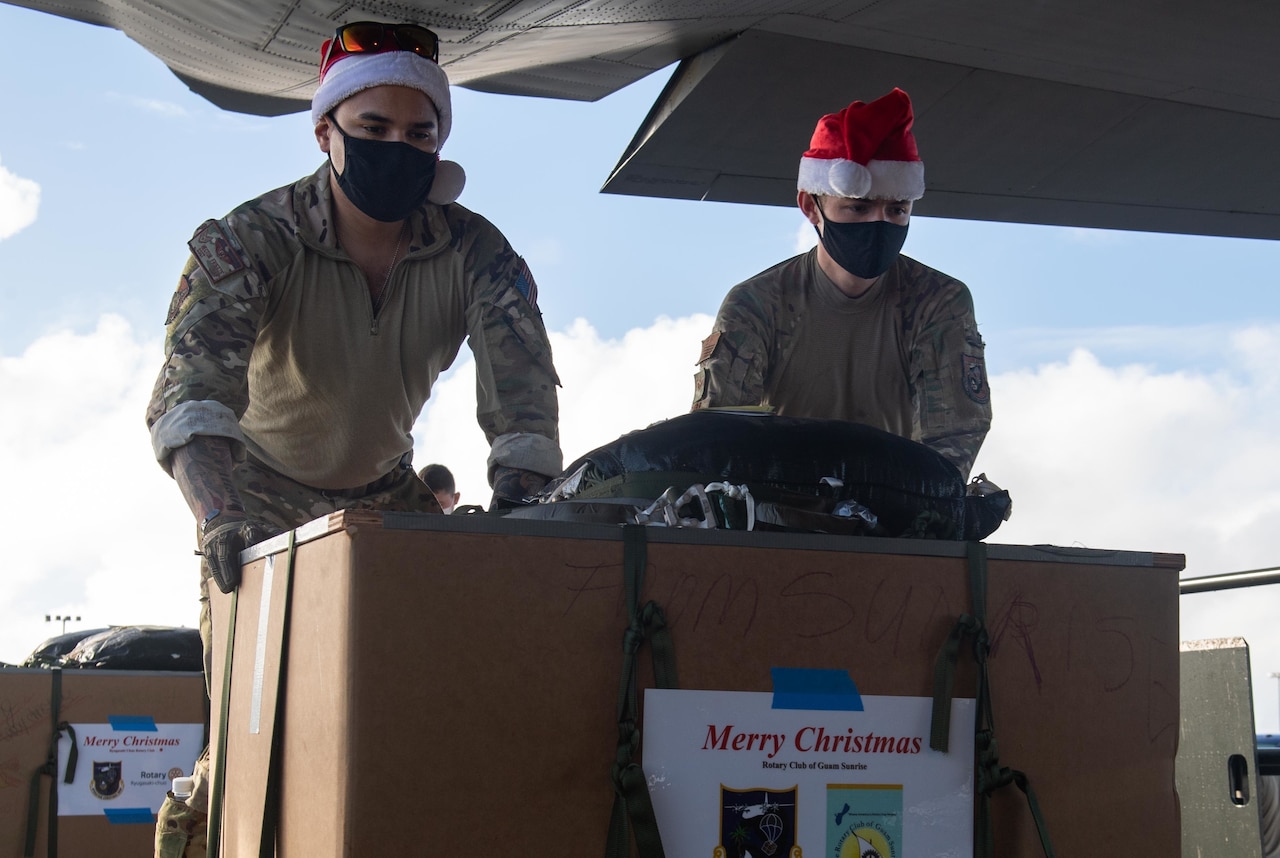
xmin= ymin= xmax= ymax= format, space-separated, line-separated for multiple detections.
xmin=698 ymin=331 xmax=722 ymax=364
xmin=514 ymin=258 xmax=539 ymax=309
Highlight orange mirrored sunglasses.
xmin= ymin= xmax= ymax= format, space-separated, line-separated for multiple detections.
xmin=320 ymin=22 xmax=440 ymax=79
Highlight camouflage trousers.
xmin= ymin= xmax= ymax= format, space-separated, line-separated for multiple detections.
xmin=155 ymin=452 xmax=441 ymax=858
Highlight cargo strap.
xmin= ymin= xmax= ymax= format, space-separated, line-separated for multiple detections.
xmin=206 ymin=583 xmax=239 ymax=858
xmin=605 ymin=525 xmax=678 ymax=858
xmin=929 ymin=542 xmax=1055 ymax=858
xmin=206 ymin=529 xmax=297 ymax=858
xmin=23 ymin=667 xmax=77 ymax=858
xmin=258 ymin=530 xmax=298 ymax=857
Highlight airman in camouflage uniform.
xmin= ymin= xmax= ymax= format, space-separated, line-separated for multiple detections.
xmin=692 ymin=250 xmax=990 ymax=477
xmin=691 ymin=89 xmax=990 ymax=478
xmin=146 ymin=24 xmax=561 ymax=858
xmin=146 ymin=166 xmax=561 ymax=493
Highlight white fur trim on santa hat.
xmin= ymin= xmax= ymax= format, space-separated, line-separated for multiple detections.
xmin=311 ymin=51 xmax=452 ymax=144
xmin=798 ymin=155 xmax=924 ymax=200
xmin=798 ymin=157 xmax=870 ymax=198
xmin=865 ymin=159 xmax=925 ymax=201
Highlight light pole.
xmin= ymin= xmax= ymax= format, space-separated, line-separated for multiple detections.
xmin=44 ymin=614 xmax=81 ymax=635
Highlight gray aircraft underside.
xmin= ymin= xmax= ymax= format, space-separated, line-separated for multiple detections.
xmin=8 ymin=0 xmax=1280 ymax=239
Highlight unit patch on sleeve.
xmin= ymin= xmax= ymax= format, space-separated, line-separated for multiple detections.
xmin=188 ymin=219 xmax=246 ymax=284
xmin=962 ymin=354 xmax=991 ymax=404
xmin=692 ymin=367 xmax=710 ymax=406
xmin=165 ymin=274 xmax=192 ymax=325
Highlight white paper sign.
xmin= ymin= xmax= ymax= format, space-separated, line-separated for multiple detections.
xmin=56 ymin=720 xmax=204 ymax=821
xmin=643 ymin=689 xmax=975 ymax=858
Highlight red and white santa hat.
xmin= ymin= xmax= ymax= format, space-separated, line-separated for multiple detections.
xmin=797 ymin=88 xmax=925 ymax=201
xmin=311 ymin=50 xmax=465 ymax=204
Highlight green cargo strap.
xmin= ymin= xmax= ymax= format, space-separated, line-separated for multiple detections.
xmin=930 ymin=542 xmax=991 ymax=752
xmin=974 ymin=731 xmax=1055 ymax=856
xmin=207 ymin=529 xmax=297 ymax=858
xmin=605 ymin=524 xmax=678 ymax=858
xmin=259 ymin=530 xmax=298 ymax=857
xmin=928 ymin=542 xmax=1055 ymax=858
xmin=206 ymin=581 xmax=241 ymax=858
xmin=24 ymin=667 xmax=76 ymax=858
xmin=928 ymin=612 xmax=982 ymax=752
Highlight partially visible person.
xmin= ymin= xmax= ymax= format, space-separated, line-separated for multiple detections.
xmin=691 ymin=88 xmax=990 ymax=479
xmin=419 ymin=463 xmax=461 ymax=513
xmin=147 ymin=21 xmax=561 ymax=858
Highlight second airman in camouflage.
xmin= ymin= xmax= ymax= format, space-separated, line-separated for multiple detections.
xmin=692 ymin=89 xmax=990 ymax=479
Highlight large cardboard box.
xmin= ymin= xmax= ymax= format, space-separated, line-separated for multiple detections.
xmin=0 ymin=668 xmax=207 ymax=858
xmin=210 ymin=511 xmax=1183 ymax=856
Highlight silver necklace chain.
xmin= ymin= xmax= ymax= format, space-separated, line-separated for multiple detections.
xmin=371 ymin=224 xmax=407 ymax=313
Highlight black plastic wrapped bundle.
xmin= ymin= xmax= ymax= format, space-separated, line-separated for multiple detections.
xmin=56 ymin=625 xmax=203 ymax=671
xmin=22 ymin=627 xmax=112 ymax=668
xmin=546 ymin=411 xmax=992 ymax=539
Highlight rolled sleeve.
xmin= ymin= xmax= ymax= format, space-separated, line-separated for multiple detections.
xmin=486 ymin=432 xmax=564 ymax=481
xmin=149 ymin=400 xmax=246 ymax=473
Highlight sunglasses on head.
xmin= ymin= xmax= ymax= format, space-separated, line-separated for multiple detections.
xmin=320 ymin=21 xmax=440 ymax=79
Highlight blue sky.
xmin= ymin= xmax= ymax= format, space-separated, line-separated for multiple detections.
xmin=4 ymin=3 xmax=1279 ymax=360
xmin=2 ymin=4 xmax=1279 ymax=727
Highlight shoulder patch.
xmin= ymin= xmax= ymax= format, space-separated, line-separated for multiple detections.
xmin=188 ymin=219 xmax=246 ymax=284
xmin=513 ymin=257 xmax=539 ymax=309
xmin=962 ymin=354 xmax=990 ymax=404
xmin=165 ymin=274 xmax=193 ymax=325
xmin=698 ymin=331 xmax=722 ymax=364
xmin=692 ymin=367 xmax=710 ymax=406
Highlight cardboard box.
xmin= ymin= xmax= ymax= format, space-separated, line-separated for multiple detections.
xmin=210 ymin=511 xmax=1183 ymax=856
xmin=0 ymin=668 xmax=207 ymax=858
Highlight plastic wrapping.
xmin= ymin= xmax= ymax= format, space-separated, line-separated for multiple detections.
xmin=21 ymin=627 xmax=112 ymax=668
xmin=56 ymin=625 xmax=203 ymax=671
xmin=539 ymin=411 xmax=1009 ymax=539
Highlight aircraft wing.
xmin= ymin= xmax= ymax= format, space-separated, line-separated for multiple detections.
xmin=8 ymin=0 xmax=1280 ymax=238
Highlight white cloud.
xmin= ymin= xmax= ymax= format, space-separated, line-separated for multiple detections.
xmin=794 ymin=218 xmax=818 ymax=254
xmin=0 ymin=155 xmax=40 ymax=239
xmin=412 ymin=314 xmax=713 ymax=504
xmin=978 ymin=344 xmax=1278 ymax=567
xmin=0 ymin=316 xmax=193 ymax=664
xmin=4 ymin=314 xmax=1278 ymax=728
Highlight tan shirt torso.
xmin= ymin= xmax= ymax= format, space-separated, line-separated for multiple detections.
xmin=766 ymin=254 xmax=911 ymax=435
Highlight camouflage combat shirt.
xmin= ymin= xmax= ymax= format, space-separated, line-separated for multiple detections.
xmin=147 ymin=164 xmax=562 ymax=490
xmin=692 ymin=248 xmax=991 ymax=478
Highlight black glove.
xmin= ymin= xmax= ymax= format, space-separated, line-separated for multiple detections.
xmin=200 ymin=515 xmax=279 ymax=594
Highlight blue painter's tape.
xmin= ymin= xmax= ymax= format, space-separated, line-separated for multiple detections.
xmin=104 ymin=807 xmax=156 ymax=825
xmin=108 ymin=715 xmax=158 ymax=732
xmin=770 ymin=667 xmax=863 ymax=711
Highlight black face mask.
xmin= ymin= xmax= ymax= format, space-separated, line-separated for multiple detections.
xmin=329 ymin=116 xmax=437 ymax=222
xmin=815 ymin=208 xmax=909 ymax=280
